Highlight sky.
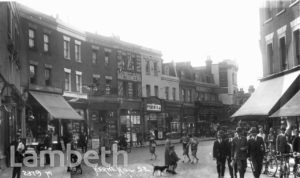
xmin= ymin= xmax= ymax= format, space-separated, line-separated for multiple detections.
xmin=17 ymin=0 xmax=263 ymax=91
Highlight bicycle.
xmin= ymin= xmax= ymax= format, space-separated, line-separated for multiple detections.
xmin=277 ymin=153 xmax=292 ymax=178
xmin=264 ymin=149 xmax=278 ymax=177
xmin=293 ymin=152 xmax=300 ymax=178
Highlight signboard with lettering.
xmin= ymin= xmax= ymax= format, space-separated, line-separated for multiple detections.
xmin=146 ymin=104 xmax=161 ymax=111
xmin=117 ymin=71 xmax=142 ymax=81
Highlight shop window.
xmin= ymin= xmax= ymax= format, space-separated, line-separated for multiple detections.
xmin=30 ymin=64 xmax=37 ymax=84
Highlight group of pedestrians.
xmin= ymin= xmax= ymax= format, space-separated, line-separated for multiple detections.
xmin=213 ymin=126 xmax=265 ymax=178
xmin=181 ymin=133 xmax=199 ymax=163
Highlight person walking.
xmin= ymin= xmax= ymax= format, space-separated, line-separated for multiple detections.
xmin=149 ymin=138 xmax=157 ymax=160
xmin=248 ymin=127 xmax=265 ymax=178
xmin=168 ymin=145 xmax=180 ymax=174
xmin=190 ymin=135 xmax=199 ymax=164
xmin=213 ymin=130 xmax=227 ymax=178
xmin=231 ymin=127 xmax=248 ymax=178
xmin=181 ymin=132 xmax=191 ymax=163
xmin=12 ymin=132 xmax=25 ymax=178
xmin=225 ymin=132 xmax=237 ymax=178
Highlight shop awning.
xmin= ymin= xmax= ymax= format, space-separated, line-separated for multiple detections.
xmin=231 ymin=70 xmax=300 ymax=118
xmin=30 ymin=91 xmax=83 ymax=120
xmin=270 ymin=90 xmax=300 ymax=117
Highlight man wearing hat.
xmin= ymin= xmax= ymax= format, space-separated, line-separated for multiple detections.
xmin=247 ymin=127 xmax=265 ymax=178
xmin=213 ymin=130 xmax=227 ymax=178
xmin=231 ymin=127 xmax=248 ymax=178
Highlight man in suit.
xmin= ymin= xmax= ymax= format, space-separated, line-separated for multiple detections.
xmin=248 ymin=127 xmax=265 ymax=178
xmin=213 ymin=130 xmax=227 ymax=178
xmin=225 ymin=132 xmax=237 ymax=178
xmin=231 ymin=127 xmax=248 ymax=178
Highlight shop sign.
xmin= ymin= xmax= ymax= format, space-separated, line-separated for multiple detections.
xmin=146 ymin=104 xmax=161 ymax=111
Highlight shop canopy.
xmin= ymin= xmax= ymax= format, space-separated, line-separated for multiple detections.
xmin=270 ymin=90 xmax=300 ymax=117
xmin=231 ymin=70 xmax=300 ymax=118
xmin=30 ymin=91 xmax=82 ymax=120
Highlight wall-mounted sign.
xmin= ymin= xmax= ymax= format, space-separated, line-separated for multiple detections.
xmin=117 ymin=71 xmax=142 ymax=81
xmin=146 ymin=104 xmax=161 ymax=111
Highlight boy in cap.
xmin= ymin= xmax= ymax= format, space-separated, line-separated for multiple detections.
xmin=213 ymin=130 xmax=227 ymax=178
xmin=247 ymin=127 xmax=265 ymax=178
xmin=231 ymin=127 xmax=248 ymax=178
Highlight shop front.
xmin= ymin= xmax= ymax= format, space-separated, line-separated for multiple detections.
xmin=182 ymin=104 xmax=195 ymax=135
xmin=143 ymin=97 xmax=166 ymax=140
xmin=0 ymin=75 xmax=25 ymax=167
xmin=26 ymin=91 xmax=82 ymax=150
xmin=88 ymin=97 xmax=119 ymax=150
xmin=164 ymin=101 xmax=182 ymax=139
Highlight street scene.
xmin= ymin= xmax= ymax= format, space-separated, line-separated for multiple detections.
xmin=1 ymin=0 xmax=300 ymax=178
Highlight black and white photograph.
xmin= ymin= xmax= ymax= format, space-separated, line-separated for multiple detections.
xmin=0 ymin=0 xmax=300 ymax=177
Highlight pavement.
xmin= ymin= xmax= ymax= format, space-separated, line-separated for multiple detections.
xmin=0 ymin=137 xmax=215 ymax=178
xmin=71 ymin=138 xmax=284 ymax=178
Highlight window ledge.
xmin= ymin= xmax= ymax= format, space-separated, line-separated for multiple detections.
xmin=276 ymin=9 xmax=286 ymax=17
xmin=64 ymin=57 xmax=71 ymax=60
xmin=264 ymin=18 xmax=272 ymax=24
xmin=290 ymin=0 xmax=300 ymax=7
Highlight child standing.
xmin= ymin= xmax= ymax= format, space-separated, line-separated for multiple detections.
xmin=149 ymin=138 xmax=157 ymax=160
xmin=190 ymin=135 xmax=199 ymax=164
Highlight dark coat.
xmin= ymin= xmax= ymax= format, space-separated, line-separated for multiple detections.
xmin=169 ymin=150 xmax=180 ymax=165
xmin=231 ymin=136 xmax=248 ymax=160
xmin=276 ymin=134 xmax=289 ymax=153
xmin=247 ymin=136 xmax=265 ymax=160
xmin=213 ymin=139 xmax=227 ymax=160
xmin=292 ymin=137 xmax=300 ymax=152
